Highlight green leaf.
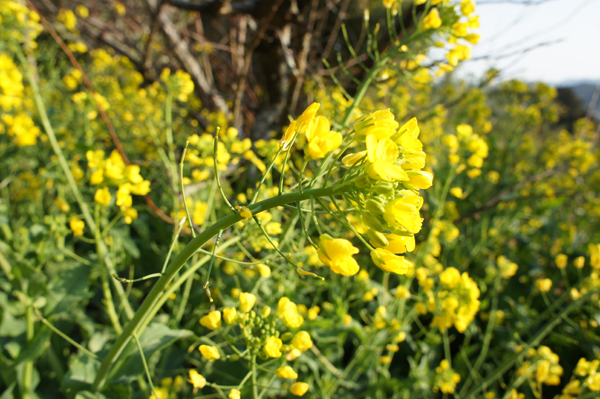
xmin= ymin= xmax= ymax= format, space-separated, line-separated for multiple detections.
xmin=45 ymin=261 xmax=91 ymax=316
xmin=75 ymin=391 xmax=107 ymax=399
xmin=110 ymin=229 xmax=140 ymax=259
xmin=62 ymin=355 xmax=101 ymax=391
xmin=13 ymin=327 xmax=52 ymax=366
xmin=108 ymin=323 xmax=193 ymax=384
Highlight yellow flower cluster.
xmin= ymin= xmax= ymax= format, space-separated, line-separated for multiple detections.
xmin=433 ymin=359 xmax=461 ymax=394
xmin=419 ymin=267 xmax=480 ymax=332
xmin=516 ymin=346 xmax=563 ymax=387
xmin=86 ymin=150 xmax=150 ymax=223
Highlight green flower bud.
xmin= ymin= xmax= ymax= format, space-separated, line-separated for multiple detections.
xmin=362 ymin=213 xmax=385 ymax=232
xmin=370 ymin=182 xmax=395 ymax=196
xmin=367 ymin=229 xmax=389 ymax=247
xmin=281 ymin=332 xmax=293 ymax=341
xmin=365 ymin=199 xmax=386 ymax=215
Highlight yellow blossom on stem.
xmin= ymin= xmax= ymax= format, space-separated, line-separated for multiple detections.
xmin=276 ymin=366 xmax=298 ymax=379
xmin=199 ymin=345 xmax=220 ymax=360
xmin=371 ymin=248 xmax=413 ymax=275
xmin=200 ymin=311 xmax=222 ymax=330
xmin=536 ymin=278 xmax=552 ymax=292
xmin=317 ymin=234 xmax=360 ymax=276
xmin=295 ymin=103 xmax=320 ymax=134
xmin=264 ymin=336 xmax=283 ymax=358
xmin=291 ymin=331 xmax=313 ymax=352
xmin=69 ymin=217 xmax=85 ymax=236
xmin=94 ymin=187 xmax=111 ymax=206
xmin=422 ymin=8 xmax=442 ymax=30
xmin=188 ymin=370 xmax=206 ymax=392
xmin=223 ymin=308 xmax=237 ymax=325
xmin=290 ymin=382 xmax=309 ymax=396
xmin=239 ymin=292 xmax=256 ymax=312
xmin=228 ymin=389 xmax=240 ymax=399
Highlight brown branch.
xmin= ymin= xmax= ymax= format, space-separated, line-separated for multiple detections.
xmin=25 ymin=0 xmax=176 ymax=226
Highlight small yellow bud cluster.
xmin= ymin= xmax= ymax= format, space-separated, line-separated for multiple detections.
xmin=516 ymin=346 xmax=563 ymax=386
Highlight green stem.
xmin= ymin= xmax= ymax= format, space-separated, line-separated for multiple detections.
xmin=15 ymin=44 xmax=134 ymax=320
xmin=133 ymin=333 xmax=158 ymax=399
xmin=180 ymin=142 xmax=196 ymax=237
xmin=252 ymin=146 xmax=284 ymax=204
xmin=22 ymin=305 xmax=34 ymax=399
xmin=251 ymin=355 xmax=259 ymax=399
xmin=95 ymin=206 xmax=123 ymax=335
xmin=92 ymin=184 xmax=347 ymax=391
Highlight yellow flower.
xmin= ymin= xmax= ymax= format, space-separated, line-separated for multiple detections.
xmin=307 ymin=306 xmax=320 ymax=320
xmin=371 ymin=248 xmax=413 ymax=275
xmin=574 ymin=256 xmax=585 ymax=269
xmin=279 ymin=121 xmax=297 ymax=149
xmin=383 ymin=191 xmax=423 ymax=233
xmin=237 ymin=205 xmax=252 ymax=220
xmin=276 ymin=366 xmax=298 ymax=379
xmin=295 ymin=103 xmax=320 ymax=134
xmin=94 ymin=187 xmax=111 ymax=206
xmin=379 ymin=234 xmax=415 ymax=254
xmin=439 ymin=267 xmax=461 ymax=288
xmin=450 ymin=187 xmax=464 ymax=199
xmin=555 ymin=254 xmax=567 ymax=269
xmin=291 ymin=331 xmax=313 ymax=352
xmin=75 ymin=5 xmax=89 ymax=18
xmin=536 ymin=278 xmax=552 ymax=292
xmin=407 ymin=170 xmax=433 ymax=189
xmin=199 ymin=345 xmax=220 ymax=360
xmin=199 ymin=311 xmax=222 ymax=330
xmin=365 ymin=135 xmax=408 ymax=182
xmin=122 ymin=208 xmax=138 ymax=224
xmin=256 ymin=264 xmax=271 ymax=277
xmin=354 ymin=109 xmax=399 ymax=141
xmin=461 ymin=0 xmax=476 ymax=16
xmin=305 ymin=116 xmax=342 ymax=160
xmin=290 ymin=382 xmax=309 ymax=396
xmin=263 ymin=336 xmax=283 ymax=358
xmin=343 ymin=314 xmax=352 ymax=326
xmin=239 ymin=292 xmax=256 ymax=312
xmin=317 ymin=234 xmax=360 ymax=276
xmin=229 ymin=389 xmax=240 ymax=399
xmin=69 ymin=217 xmax=85 ymax=236
xmin=395 ymin=117 xmax=423 ymax=152
xmin=422 ymin=8 xmax=442 ymax=30
xmin=188 ymin=370 xmax=206 ymax=392
xmin=223 ymin=308 xmax=237 ymax=325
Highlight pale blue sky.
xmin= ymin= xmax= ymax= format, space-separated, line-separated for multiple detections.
xmin=459 ymin=0 xmax=600 ymax=84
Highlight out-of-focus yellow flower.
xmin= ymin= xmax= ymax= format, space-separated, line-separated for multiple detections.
xmin=422 ymin=8 xmax=442 ymax=30
xmin=75 ymin=5 xmax=89 ymax=18
xmin=536 ymin=278 xmax=552 ymax=292
xmin=343 ymin=314 xmax=352 ymax=326
xmin=290 ymin=382 xmax=309 ymax=396
xmin=223 ymin=308 xmax=237 ymax=325
xmin=69 ymin=217 xmax=85 ymax=236
xmin=276 ymin=366 xmax=298 ymax=379
xmin=574 ymin=256 xmax=585 ymax=269
xmin=239 ymin=292 xmax=256 ymax=312
xmin=263 ymin=336 xmax=283 ymax=358
xmin=317 ymin=234 xmax=360 ymax=276
xmin=291 ymin=331 xmax=313 ymax=352
xmin=188 ymin=370 xmax=206 ymax=392
xmin=371 ymin=248 xmax=413 ymax=275
xmin=228 ymin=389 xmax=240 ymax=399
xmin=199 ymin=345 xmax=220 ymax=360
xmin=256 ymin=264 xmax=271 ymax=277
xmin=450 ymin=187 xmax=464 ymax=199
xmin=94 ymin=187 xmax=111 ymax=206
xmin=461 ymin=0 xmax=476 ymax=16
xmin=200 ymin=311 xmax=221 ymax=330
xmin=555 ymin=254 xmax=568 ymax=269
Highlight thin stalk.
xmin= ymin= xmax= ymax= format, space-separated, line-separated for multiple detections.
xmin=132 ymin=334 xmax=158 ymax=399
xmin=95 ymin=206 xmax=123 ymax=335
xmin=92 ymin=184 xmax=348 ymax=391
xmin=279 ymin=133 xmax=298 ymax=195
xmin=252 ymin=146 xmax=284 ymax=204
xmin=180 ymin=142 xmax=196 ymax=237
xmin=251 ymin=355 xmax=259 ymax=399
xmin=22 ymin=305 xmax=34 ymax=399
xmin=33 ymin=307 xmax=98 ymax=359
xmin=213 ymin=129 xmax=236 ymax=211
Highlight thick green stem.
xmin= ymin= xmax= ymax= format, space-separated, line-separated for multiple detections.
xmin=92 ymin=185 xmax=346 ymax=391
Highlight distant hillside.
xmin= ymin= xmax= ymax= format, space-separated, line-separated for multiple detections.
xmin=557 ymin=82 xmax=600 ymax=120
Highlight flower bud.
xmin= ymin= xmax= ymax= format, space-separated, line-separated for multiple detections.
xmin=365 ymin=199 xmax=386 ymax=215
xmin=281 ymin=332 xmax=293 ymax=341
xmin=362 ymin=213 xmax=385 ymax=232
xmin=370 ymin=182 xmax=395 ymax=196
xmin=367 ymin=229 xmax=389 ymax=247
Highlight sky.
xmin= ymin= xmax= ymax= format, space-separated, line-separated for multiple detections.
xmin=458 ymin=0 xmax=600 ymax=85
